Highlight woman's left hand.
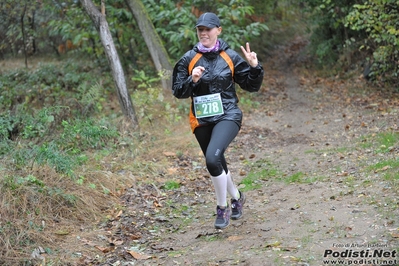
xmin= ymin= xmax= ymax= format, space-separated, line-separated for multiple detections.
xmin=240 ymin=42 xmax=258 ymax=68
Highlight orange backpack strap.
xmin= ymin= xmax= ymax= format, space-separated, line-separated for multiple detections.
xmin=220 ymin=50 xmax=234 ymax=77
xmin=188 ymin=51 xmax=234 ymax=77
xmin=188 ymin=53 xmax=203 ymax=75
xmin=188 ymin=53 xmax=203 ymax=133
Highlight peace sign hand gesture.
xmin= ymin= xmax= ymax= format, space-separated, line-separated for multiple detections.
xmin=240 ymin=42 xmax=259 ymax=68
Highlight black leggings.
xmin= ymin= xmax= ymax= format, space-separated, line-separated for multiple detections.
xmin=194 ymin=120 xmax=240 ymax=176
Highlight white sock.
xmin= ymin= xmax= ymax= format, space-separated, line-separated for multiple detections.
xmin=226 ymin=170 xmax=240 ymax=200
xmin=211 ymin=171 xmax=228 ymax=207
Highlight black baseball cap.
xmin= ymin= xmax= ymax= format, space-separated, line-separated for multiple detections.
xmin=195 ymin=12 xmax=220 ymax=28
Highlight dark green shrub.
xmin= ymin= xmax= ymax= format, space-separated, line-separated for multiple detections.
xmin=302 ymin=0 xmax=363 ymax=65
xmin=60 ymin=118 xmax=119 ymax=150
xmin=302 ymin=0 xmax=398 ymax=85
xmin=345 ymin=1 xmax=399 ymax=85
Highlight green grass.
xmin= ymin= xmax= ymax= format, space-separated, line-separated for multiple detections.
xmin=236 ymin=94 xmax=261 ymax=112
xmin=358 ymin=132 xmax=399 ymax=152
xmin=284 ymin=172 xmax=305 ymax=183
xmin=377 ymin=132 xmax=399 ymax=149
xmin=384 ymin=171 xmax=399 ymax=181
xmin=163 ymin=180 xmax=181 ymax=190
xmin=366 ymin=159 xmax=399 ymax=184
xmin=240 ymin=166 xmax=280 ymax=191
xmin=242 ymin=158 xmax=330 ymax=188
xmin=343 ymin=175 xmax=356 ymax=188
xmin=306 ymin=132 xmax=398 ymax=156
xmin=367 ymin=159 xmax=399 ymax=172
xmin=167 ymin=249 xmax=188 ymax=258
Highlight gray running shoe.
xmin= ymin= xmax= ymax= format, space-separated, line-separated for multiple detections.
xmin=231 ymin=191 xmax=246 ymax=220
xmin=214 ymin=205 xmax=230 ymax=229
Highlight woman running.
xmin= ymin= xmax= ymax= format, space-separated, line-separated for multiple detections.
xmin=172 ymin=12 xmax=264 ymax=229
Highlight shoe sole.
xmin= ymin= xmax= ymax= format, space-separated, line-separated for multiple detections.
xmin=214 ymin=222 xmax=230 ymax=229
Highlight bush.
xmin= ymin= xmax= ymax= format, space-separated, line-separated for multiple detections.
xmin=60 ymin=119 xmax=119 ymax=150
xmin=0 ymin=60 xmax=110 ymax=113
xmin=0 ymin=61 xmax=119 ymax=176
xmin=302 ymin=0 xmax=398 ymax=85
xmin=302 ymin=0 xmax=362 ymax=65
xmin=345 ymin=1 xmax=399 ymax=85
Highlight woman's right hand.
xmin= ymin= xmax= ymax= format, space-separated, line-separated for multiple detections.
xmin=241 ymin=42 xmax=258 ymax=68
xmin=192 ymin=66 xmax=205 ymax=83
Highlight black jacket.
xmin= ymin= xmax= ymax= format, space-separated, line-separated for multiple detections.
xmin=172 ymin=39 xmax=264 ymax=131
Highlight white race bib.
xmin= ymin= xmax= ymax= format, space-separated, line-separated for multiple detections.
xmin=193 ymin=93 xmax=224 ymax=118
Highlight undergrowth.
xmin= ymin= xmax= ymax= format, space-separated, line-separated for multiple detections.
xmin=0 ymin=59 xmax=190 ymax=265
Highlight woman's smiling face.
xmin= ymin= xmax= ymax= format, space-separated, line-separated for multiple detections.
xmin=196 ymin=26 xmax=222 ymax=48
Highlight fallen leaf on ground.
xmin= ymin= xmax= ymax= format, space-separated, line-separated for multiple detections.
xmin=167 ymin=167 xmax=178 ymax=175
xmin=163 ymin=151 xmax=176 ymax=157
xmin=109 ymin=238 xmax=124 ymax=246
xmin=127 ymin=250 xmax=151 ymax=260
xmin=375 ymin=165 xmax=391 ymax=173
xmin=391 ymin=233 xmax=399 ymax=238
xmin=54 ymin=230 xmax=69 ymax=235
xmin=337 ymin=172 xmax=348 ymax=177
xmin=114 ymin=210 xmax=123 ymax=218
xmin=227 ymin=235 xmax=243 ymax=241
xmin=265 ymin=241 xmax=281 ymax=248
xmin=95 ymin=246 xmax=114 ymax=253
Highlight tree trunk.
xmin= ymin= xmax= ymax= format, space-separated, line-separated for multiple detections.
xmin=79 ymin=0 xmax=139 ymax=129
xmin=21 ymin=3 xmax=28 ymax=68
xmin=124 ymin=0 xmax=172 ymax=91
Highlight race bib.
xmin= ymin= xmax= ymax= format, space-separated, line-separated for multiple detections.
xmin=193 ymin=93 xmax=224 ymax=118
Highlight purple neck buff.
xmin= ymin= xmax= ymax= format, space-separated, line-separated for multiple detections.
xmin=197 ymin=40 xmax=220 ymax=53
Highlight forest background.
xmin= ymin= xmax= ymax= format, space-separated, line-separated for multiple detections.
xmin=0 ymin=0 xmax=398 ymax=265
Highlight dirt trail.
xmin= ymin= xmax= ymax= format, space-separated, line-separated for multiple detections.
xmin=79 ymin=40 xmax=398 ymax=266
xmin=140 ymin=43 xmax=399 ymax=265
